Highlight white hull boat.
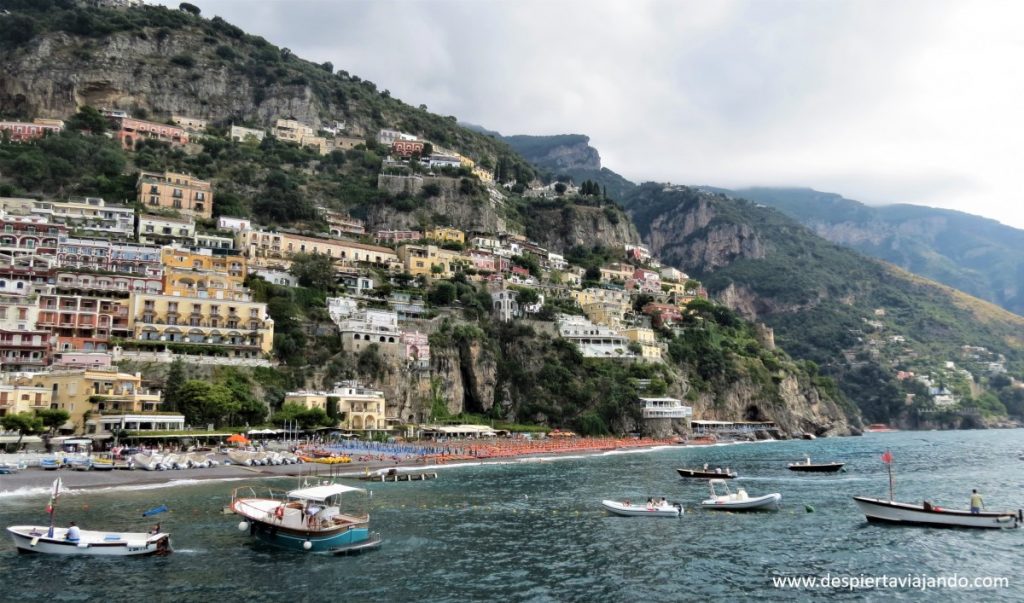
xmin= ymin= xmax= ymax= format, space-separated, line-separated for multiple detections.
xmin=701 ymin=479 xmax=781 ymax=511
xmin=132 ymin=453 xmax=164 ymax=471
xmin=602 ymin=500 xmax=683 ymax=517
xmin=7 ymin=525 xmax=171 ymax=556
xmin=853 ymin=497 xmax=1022 ymax=529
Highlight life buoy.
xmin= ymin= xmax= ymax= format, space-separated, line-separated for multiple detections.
xmin=275 ymin=505 xmax=285 ymax=520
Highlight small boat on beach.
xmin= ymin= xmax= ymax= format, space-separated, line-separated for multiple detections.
xmin=231 ymin=483 xmax=381 ymax=554
xmin=853 ymin=497 xmax=1022 ymax=529
xmin=787 ymin=457 xmax=845 ymax=473
xmin=602 ymin=499 xmax=683 ymax=517
xmin=359 ymin=468 xmax=438 ymax=482
xmin=40 ymin=457 xmax=59 ymax=470
xmin=677 ymin=466 xmax=737 ymax=479
xmin=700 ymin=479 xmax=781 ymax=511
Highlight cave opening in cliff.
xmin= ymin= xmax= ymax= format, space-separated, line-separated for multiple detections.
xmin=744 ymin=404 xmax=767 ymax=422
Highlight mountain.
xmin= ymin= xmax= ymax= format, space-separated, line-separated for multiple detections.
xmin=713 ymin=187 xmax=1024 ymax=317
xmin=461 ymin=125 xmax=636 ymax=202
xmin=623 ymin=183 xmax=1024 ymax=425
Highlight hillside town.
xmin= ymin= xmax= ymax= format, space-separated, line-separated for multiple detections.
xmin=0 ymin=108 xmax=711 ymax=443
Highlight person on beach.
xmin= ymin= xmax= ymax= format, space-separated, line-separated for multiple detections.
xmin=65 ymin=521 xmax=80 ymax=542
xmin=969 ymin=489 xmax=984 ymax=514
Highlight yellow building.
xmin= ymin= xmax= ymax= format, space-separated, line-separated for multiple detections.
xmin=236 ymin=230 xmax=400 ymax=269
xmin=621 ymin=327 xmax=663 ymax=362
xmin=599 ymin=262 xmax=634 ymax=283
xmin=0 ymin=383 xmax=52 ymax=418
xmin=161 ymin=247 xmax=247 ymax=278
xmin=397 ymin=244 xmax=469 ymax=279
xmin=580 ymin=302 xmax=627 ymax=328
xmin=424 ymin=226 xmax=465 ymax=245
xmin=128 ymin=293 xmax=274 ymax=357
xmin=25 ymin=369 xmax=162 ymax=430
xmin=136 ymin=171 xmax=213 ymax=219
xmin=160 ymin=247 xmax=249 ymax=300
xmin=284 ymin=382 xmax=388 ymax=431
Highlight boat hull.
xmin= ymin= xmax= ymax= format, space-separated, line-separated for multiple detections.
xmin=788 ymin=463 xmax=845 ymax=473
xmin=601 ymin=500 xmax=682 ymax=517
xmin=676 ymin=468 xmax=737 ymax=479
xmin=853 ymin=497 xmax=1021 ymax=529
xmin=246 ymin=519 xmax=371 ymax=552
xmin=7 ymin=526 xmax=171 ymax=556
xmin=701 ymin=493 xmax=782 ymax=511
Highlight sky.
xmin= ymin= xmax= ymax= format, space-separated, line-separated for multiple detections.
xmin=160 ymin=0 xmax=1024 ymax=229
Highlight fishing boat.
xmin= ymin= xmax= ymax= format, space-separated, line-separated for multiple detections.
xmin=231 ymin=483 xmax=382 ymax=554
xmin=601 ymin=499 xmax=683 ymax=517
xmin=676 ymin=466 xmax=737 ymax=479
xmin=5 ymin=478 xmax=171 ymax=556
xmin=358 ymin=468 xmax=439 ymax=482
xmin=852 ymin=497 xmax=1021 ymax=529
xmin=91 ymin=456 xmax=115 ymax=471
xmin=700 ymin=479 xmax=781 ymax=511
xmin=0 ymin=463 xmax=19 ymax=474
xmin=787 ymin=457 xmax=845 ymax=473
xmin=40 ymin=457 xmax=60 ymax=470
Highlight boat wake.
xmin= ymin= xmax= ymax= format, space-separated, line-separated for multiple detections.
xmin=0 ymin=486 xmax=54 ymax=499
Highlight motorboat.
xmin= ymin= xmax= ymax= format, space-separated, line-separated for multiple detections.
xmin=7 ymin=525 xmax=171 ymax=556
xmin=853 ymin=497 xmax=1021 ymax=529
xmin=6 ymin=478 xmax=171 ymax=556
xmin=359 ymin=468 xmax=439 ymax=482
xmin=91 ymin=457 xmax=115 ymax=471
xmin=40 ymin=457 xmax=60 ymax=470
xmin=700 ymin=479 xmax=781 ymax=511
xmin=602 ymin=499 xmax=683 ymax=517
xmin=131 ymin=453 xmax=164 ymax=471
xmin=787 ymin=457 xmax=845 ymax=473
xmin=0 ymin=463 xmax=19 ymax=474
xmin=676 ymin=466 xmax=737 ymax=479
xmin=231 ymin=483 xmax=382 ymax=554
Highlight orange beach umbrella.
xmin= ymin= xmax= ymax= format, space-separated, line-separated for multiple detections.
xmin=226 ymin=434 xmax=250 ymax=444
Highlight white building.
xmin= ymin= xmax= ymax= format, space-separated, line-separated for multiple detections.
xmin=86 ymin=413 xmax=185 ymax=436
xmin=338 ymin=308 xmax=402 ymax=353
xmin=556 ymin=314 xmax=634 ymax=359
xmin=31 ymin=197 xmax=135 ymax=239
xmin=217 ymin=217 xmax=252 ymax=232
xmin=638 ymin=397 xmax=692 ymax=419
xmin=229 ymin=125 xmax=265 ymax=144
xmin=378 ymin=129 xmax=418 ymax=145
xmin=250 ymin=268 xmax=297 ymax=287
xmin=327 ymin=296 xmax=360 ymax=325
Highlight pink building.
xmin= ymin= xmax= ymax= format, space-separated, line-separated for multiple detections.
xmin=642 ymin=302 xmax=683 ymax=328
xmin=467 ymin=250 xmax=497 ymax=272
xmin=400 ymin=331 xmax=430 ymax=367
xmin=113 ymin=117 xmax=189 ymax=150
xmin=391 ymin=140 xmax=425 ymax=157
xmin=374 ymin=230 xmax=422 ymax=244
xmin=0 ymin=119 xmax=63 ymax=142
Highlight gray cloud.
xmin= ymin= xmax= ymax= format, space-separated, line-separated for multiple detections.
xmin=158 ymin=0 xmax=1024 ymax=228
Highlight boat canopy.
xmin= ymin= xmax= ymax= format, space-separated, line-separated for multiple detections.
xmin=287 ymin=484 xmax=365 ymax=502
xmin=708 ymin=479 xmax=728 ymax=486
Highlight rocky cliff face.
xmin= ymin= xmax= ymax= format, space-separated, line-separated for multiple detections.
xmin=1 ymin=31 xmax=333 ymax=128
xmin=526 ymin=204 xmax=641 ymax=252
xmin=643 ymin=196 xmax=765 ymax=272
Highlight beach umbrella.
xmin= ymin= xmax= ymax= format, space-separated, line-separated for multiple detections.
xmin=226 ymin=434 xmax=250 ymax=444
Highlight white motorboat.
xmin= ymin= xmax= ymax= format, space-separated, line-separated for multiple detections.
xmin=131 ymin=453 xmax=164 ymax=471
xmin=602 ymin=499 xmax=683 ymax=517
xmin=853 ymin=497 xmax=1022 ymax=529
xmin=700 ymin=479 xmax=781 ymax=511
xmin=7 ymin=525 xmax=171 ymax=556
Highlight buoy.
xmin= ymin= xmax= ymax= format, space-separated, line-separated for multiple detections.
xmin=805 ymin=505 xmax=815 ymax=513
xmin=303 ymin=540 xmax=312 ymax=550
xmin=238 ymin=521 xmax=249 ymax=531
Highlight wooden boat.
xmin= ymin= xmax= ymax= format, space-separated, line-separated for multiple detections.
xmin=91 ymin=457 xmax=115 ymax=471
xmin=602 ymin=499 xmax=683 ymax=518
xmin=676 ymin=467 xmax=737 ymax=479
xmin=231 ymin=483 xmax=381 ymax=554
xmin=853 ymin=496 xmax=1022 ymax=529
xmin=7 ymin=525 xmax=171 ymax=556
xmin=787 ymin=458 xmax=845 ymax=473
xmin=700 ymin=479 xmax=781 ymax=511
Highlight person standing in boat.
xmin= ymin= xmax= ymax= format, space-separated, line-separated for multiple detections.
xmin=970 ymin=489 xmax=984 ymax=514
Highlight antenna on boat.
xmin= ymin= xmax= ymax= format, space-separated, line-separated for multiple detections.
xmin=881 ymin=450 xmax=894 ymax=501
xmin=46 ymin=477 xmax=62 ymax=538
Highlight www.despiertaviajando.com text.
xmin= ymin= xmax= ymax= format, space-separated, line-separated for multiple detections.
xmin=772 ymin=573 xmax=1009 ymax=591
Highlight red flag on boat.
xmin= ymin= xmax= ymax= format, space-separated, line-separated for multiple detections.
xmin=881 ymin=450 xmax=893 ymax=464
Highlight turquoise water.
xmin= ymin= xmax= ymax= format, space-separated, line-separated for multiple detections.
xmin=1 ymin=430 xmax=1021 ymax=602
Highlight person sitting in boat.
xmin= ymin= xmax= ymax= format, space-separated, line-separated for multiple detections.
xmin=149 ymin=523 xmax=161 ymax=535
xmin=65 ymin=521 xmax=80 ymax=542
xmin=970 ymin=489 xmax=984 ymax=514
xmin=922 ymin=501 xmax=933 ymax=511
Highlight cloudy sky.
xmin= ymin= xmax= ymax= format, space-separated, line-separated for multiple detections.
xmin=162 ymin=0 xmax=1024 ymax=228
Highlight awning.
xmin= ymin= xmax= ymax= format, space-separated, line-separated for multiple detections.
xmin=288 ymin=484 xmax=365 ymax=501
xmin=63 ymin=438 xmax=94 ymax=446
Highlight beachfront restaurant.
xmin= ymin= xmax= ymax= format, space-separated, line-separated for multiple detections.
xmin=419 ymin=424 xmax=505 ymax=439
xmin=638 ymin=397 xmax=693 ymax=419
xmin=690 ymin=420 xmax=777 ymax=437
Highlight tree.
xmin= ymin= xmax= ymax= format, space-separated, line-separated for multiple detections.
xmin=35 ymin=409 xmax=70 ymax=435
xmin=162 ymin=358 xmax=186 ymax=413
xmin=320 ymin=61 xmax=333 ymax=73
xmin=554 ymin=182 xmax=567 ymax=195
xmin=179 ymin=2 xmax=201 ymax=16
xmin=427 ymin=281 xmax=457 ymax=306
xmin=1 ymin=412 xmax=43 ymax=451
xmin=513 ymin=286 xmax=540 ymax=306
xmin=178 ymin=380 xmax=237 ymax=427
xmin=273 ymin=403 xmax=332 ymax=429
xmin=65 ymin=106 xmax=107 ymax=134
xmin=289 ymin=252 xmax=336 ymax=292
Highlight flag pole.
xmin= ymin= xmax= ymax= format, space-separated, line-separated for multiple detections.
xmin=887 ymin=452 xmax=894 ymax=502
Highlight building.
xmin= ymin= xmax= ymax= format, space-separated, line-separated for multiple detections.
xmin=556 ymin=314 xmax=634 ymax=359
xmin=599 ymin=262 xmax=634 ymax=283
xmin=427 ymin=154 xmax=461 ymax=169
xmin=0 ymin=212 xmax=64 ymax=259
xmin=113 ymin=117 xmax=188 ymax=150
xmin=0 ymin=118 xmax=63 ymax=142
xmin=392 ymin=140 xmax=425 ymax=157
xmin=491 ymin=288 xmax=544 ymax=322
xmin=86 ymin=413 xmax=185 ymax=437
xmin=621 ymin=327 xmax=662 ymax=362
xmin=378 ymin=129 xmax=417 ymax=145
xmin=171 ymin=115 xmax=207 ymax=132
xmin=137 ymin=214 xmax=196 ymax=246
xmin=193 ymin=232 xmax=235 ymax=252
xmin=30 ymin=197 xmax=135 ymax=239
xmin=0 ymin=255 xmax=52 ymax=297
xmin=660 ymin=266 xmax=689 ymax=283
xmin=37 ymin=294 xmax=131 ymax=352
xmin=642 ymin=302 xmax=683 ymax=328
xmin=0 ymin=329 xmax=53 ymax=371
xmin=638 ymin=397 xmax=692 ymax=419
xmin=0 ymin=383 xmax=52 ymax=418
xmin=58 ymin=238 xmax=163 ymax=277
xmin=237 ymin=230 xmax=399 ymax=269
xmin=127 ymin=293 xmax=274 ymax=357
xmin=137 ymin=171 xmax=213 ymax=219
xmin=333 ymin=136 xmax=364 ymax=151
xmin=273 ymin=119 xmax=316 ymax=145
xmin=229 ymin=125 xmax=265 ymax=143
xmin=400 ymin=331 xmax=430 ymax=368
xmin=631 ymin=268 xmax=662 ymax=293
xmin=161 ymin=246 xmax=246 ymax=279
xmin=249 ymin=267 xmax=297 ymax=287
xmin=284 ymin=381 xmax=388 ymax=431
xmin=337 ymin=309 xmax=401 ymax=355
xmin=397 ymin=244 xmax=468 ymax=279
xmin=322 ymin=211 xmax=365 ymax=236
xmin=424 ymin=226 xmax=465 ymax=245
xmin=217 ymin=217 xmax=252 ymax=232
xmin=26 ymin=368 xmax=162 ymax=430
xmin=375 ymin=229 xmax=422 ymax=244
xmin=625 ymin=244 xmax=652 ymax=263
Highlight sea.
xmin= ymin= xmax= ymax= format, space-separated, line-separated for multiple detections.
xmin=0 ymin=429 xmax=1021 ymax=602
